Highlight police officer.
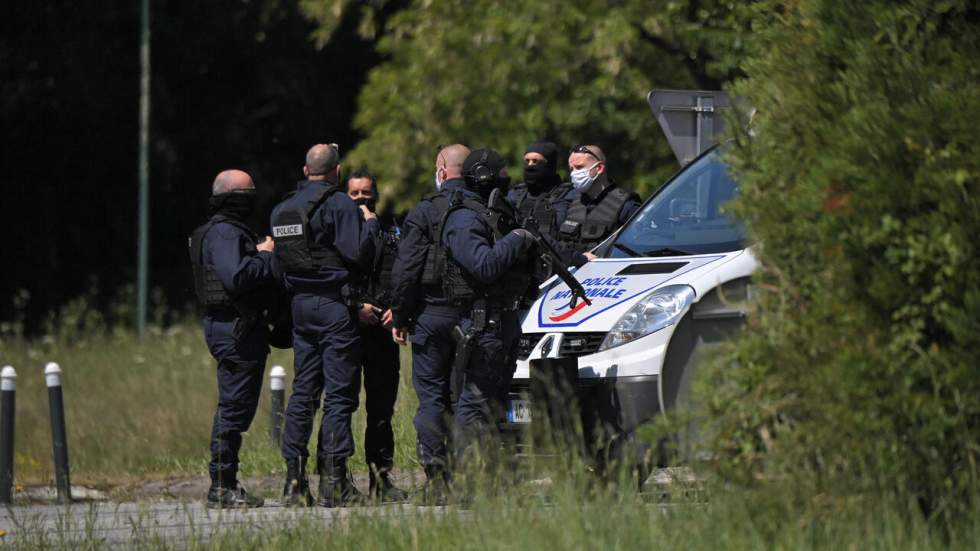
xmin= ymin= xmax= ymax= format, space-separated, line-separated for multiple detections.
xmin=441 ymin=148 xmax=538 ymax=472
xmin=558 ymin=144 xmax=641 ymax=265
xmin=389 ymin=144 xmax=470 ymax=503
xmin=345 ymin=168 xmax=408 ymax=502
xmin=508 ymin=140 xmax=580 ymax=307
xmin=272 ymin=144 xmax=379 ymax=507
xmin=507 ymin=140 xmax=576 ymax=238
xmin=188 ymin=169 xmax=276 ymax=509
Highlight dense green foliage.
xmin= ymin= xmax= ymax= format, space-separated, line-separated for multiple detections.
xmin=701 ymin=0 xmax=980 ymax=523
xmin=312 ymin=0 xmax=753 ymax=210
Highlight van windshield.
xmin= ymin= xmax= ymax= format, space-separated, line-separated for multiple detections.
xmin=607 ymin=148 xmax=744 ymax=258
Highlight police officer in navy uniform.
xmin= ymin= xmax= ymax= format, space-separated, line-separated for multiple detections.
xmin=271 ymin=144 xmax=379 ymax=507
xmin=389 ymin=144 xmax=470 ymax=503
xmin=507 ymin=140 xmax=579 ymax=307
xmin=507 ymin=141 xmax=577 ymax=239
xmin=188 ymin=169 xmax=276 ymax=509
xmin=345 ymin=168 xmax=408 ymax=503
xmin=558 ymin=144 xmax=641 ymax=265
xmin=441 ymin=148 xmax=538 ymax=473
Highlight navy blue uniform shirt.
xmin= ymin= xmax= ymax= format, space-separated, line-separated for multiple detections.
xmin=202 ymin=217 xmax=275 ymax=297
xmin=442 ymin=187 xmax=527 ymax=285
xmin=389 ymin=178 xmax=466 ymax=327
xmin=272 ymin=180 xmax=379 ymax=293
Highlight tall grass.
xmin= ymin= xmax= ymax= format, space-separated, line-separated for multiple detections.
xmin=0 ymin=318 xmax=419 ymax=486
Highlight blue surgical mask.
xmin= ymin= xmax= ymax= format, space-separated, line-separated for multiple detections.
xmin=570 ymin=162 xmax=599 ymax=191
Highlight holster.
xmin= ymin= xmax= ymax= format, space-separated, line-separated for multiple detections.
xmin=232 ymin=314 xmax=259 ymax=341
xmin=450 ymin=325 xmax=477 ymax=405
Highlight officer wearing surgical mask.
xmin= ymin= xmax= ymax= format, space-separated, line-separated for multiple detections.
xmin=557 ymin=144 xmax=641 ymax=265
xmin=388 ymin=144 xmax=470 ymax=504
xmin=188 ymin=169 xmax=277 ymax=509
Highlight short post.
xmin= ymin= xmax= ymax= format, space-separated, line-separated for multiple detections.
xmin=0 ymin=366 xmax=16 ymax=504
xmin=269 ymin=365 xmax=286 ymax=447
xmin=45 ymin=362 xmax=71 ymax=504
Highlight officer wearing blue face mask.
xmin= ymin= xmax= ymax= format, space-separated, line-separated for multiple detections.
xmin=558 ymin=144 xmax=641 ymax=266
xmin=271 ymin=143 xmax=379 ymax=508
xmin=188 ymin=169 xmax=278 ymax=509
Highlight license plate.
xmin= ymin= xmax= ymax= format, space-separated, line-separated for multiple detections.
xmin=507 ymin=399 xmax=532 ymax=424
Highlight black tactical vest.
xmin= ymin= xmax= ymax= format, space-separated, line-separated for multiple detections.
xmin=558 ymin=186 xmax=637 ymax=253
xmin=510 ymin=182 xmax=573 ymax=239
xmin=366 ymin=222 xmax=400 ymax=306
xmin=271 ymin=183 xmax=345 ymax=276
xmin=188 ymin=215 xmax=256 ymax=309
xmin=419 ymin=192 xmax=452 ymax=286
xmin=442 ymin=193 xmax=534 ymax=311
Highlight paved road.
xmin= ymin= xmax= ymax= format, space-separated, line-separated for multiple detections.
xmin=0 ymin=500 xmax=450 ymax=548
xmin=0 ymin=468 xmax=693 ymax=547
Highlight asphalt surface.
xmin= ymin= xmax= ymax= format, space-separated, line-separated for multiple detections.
xmin=0 ymin=468 xmax=695 ymax=547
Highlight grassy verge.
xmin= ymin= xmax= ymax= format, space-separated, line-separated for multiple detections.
xmin=0 ymin=320 xmax=419 ymax=487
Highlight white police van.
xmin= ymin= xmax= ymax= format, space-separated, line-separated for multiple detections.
xmin=506 ymin=91 xmax=756 ymax=459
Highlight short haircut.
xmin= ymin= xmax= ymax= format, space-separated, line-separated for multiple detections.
xmin=305 ymin=143 xmax=340 ymax=176
xmin=346 ymin=166 xmax=378 ymax=194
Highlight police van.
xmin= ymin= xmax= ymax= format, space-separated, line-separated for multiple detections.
xmin=506 ymin=90 xmax=756 ymax=461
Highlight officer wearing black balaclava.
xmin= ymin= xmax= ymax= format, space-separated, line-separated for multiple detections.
xmin=188 ymin=169 xmax=277 ymax=509
xmin=507 ymin=140 xmax=580 ymax=307
xmin=507 ymin=141 xmax=577 ymax=239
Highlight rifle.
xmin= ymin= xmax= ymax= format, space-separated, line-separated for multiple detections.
xmin=487 ymin=188 xmax=592 ymax=309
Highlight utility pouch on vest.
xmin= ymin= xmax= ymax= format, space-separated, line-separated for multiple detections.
xmin=559 ymin=219 xmax=580 ymax=238
xmin=581 ymin=223 xmax=608 ymax=240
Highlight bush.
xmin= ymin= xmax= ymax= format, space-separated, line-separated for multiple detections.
xmin=701 ymin=0 xmax=980 ymax=524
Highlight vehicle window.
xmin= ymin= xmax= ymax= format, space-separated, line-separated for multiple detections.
xmin=607 ymin=148 xmax=744 ymax=257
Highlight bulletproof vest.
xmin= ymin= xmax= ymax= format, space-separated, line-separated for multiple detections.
xmin=419 ymin=192 xmax=452 ymax=286
xmin=271 ymin=183 xmax=345 ymax=276
xmin=369 ymin=223 xmax=400 ymax=305
xmin=442 ymin=193 xmax=534 ymax=310
xmin=559 ymin=186 xmax=636 ymax=253
xmin=511 ymin=182 xmax=573 ymax=239
xmin=188 ymin=215 xmax=255 ymax=309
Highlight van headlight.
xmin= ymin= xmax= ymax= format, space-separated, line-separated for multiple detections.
xmin=598 ymin=285 xmax=695 ymax=351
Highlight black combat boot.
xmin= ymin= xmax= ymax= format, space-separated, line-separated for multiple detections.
xmin=282 ymin=458 xmax=315 ymax=507
xmin=369 ymin=467 xmax=409 ymax=504
xmin=206 ymin=481 xmax=264 ymax=509
xmin=418 ymin=464 xmax=451 ymax=506
xmin=317 ymin=459 xmax=365 ymax=508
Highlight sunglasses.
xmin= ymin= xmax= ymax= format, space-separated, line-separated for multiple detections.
xmin=570 ymin=144 xmax=601 ymax=161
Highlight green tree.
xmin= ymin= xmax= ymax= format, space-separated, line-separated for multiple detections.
xmin=302 ymin=0 xmax=752 ymax=210
xmin=703 ymin=0 xmax=980 ymax=523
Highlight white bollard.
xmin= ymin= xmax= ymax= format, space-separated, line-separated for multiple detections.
xmin=269 ymin=366 xmax=286 ymax=446
xmin=45 ymin=362 xmax=71 ymax=503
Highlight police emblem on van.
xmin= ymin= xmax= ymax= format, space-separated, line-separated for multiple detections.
xmin=273 ymin=224 xmax=303 ymax=237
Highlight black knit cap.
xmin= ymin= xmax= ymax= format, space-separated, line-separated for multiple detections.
xmin=525 ymin=140 xmax=559 ymax=169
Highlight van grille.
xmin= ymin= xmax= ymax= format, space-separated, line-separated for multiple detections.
xmin=517 ymin=333 xmax=543 ymax=360
xmin=558 ymin=332 xmax=606 ymax=357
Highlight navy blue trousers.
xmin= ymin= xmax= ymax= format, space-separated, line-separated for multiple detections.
xmin=452 ymin=311 xmax=520 ymax=461
xmin=409 ymin=310 xmax=459 ymax=468
xmin=358 ymin=323 xmax=400 ymax=471
xmin=281 ymin=294 xmax=362 ymax=464
xmin=204 ymin=317 xmax=269 ymax=486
